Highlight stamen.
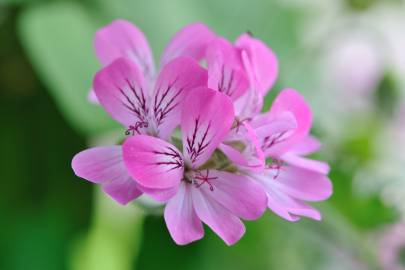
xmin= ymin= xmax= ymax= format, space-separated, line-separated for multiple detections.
xmin=194 ymin=170 xmax=216 ymax=191
xmin=262 ymin=131 xmax=289 ymax=150
xmin=125 ymin=121 xmax=149 ymax=135
xmin=182 ymin=176 xmax=192 ymax=184
xmin=266 ymin=159 xmax=284 ymax=179
xmin=232 ymin=117 xmax=251 ymax=133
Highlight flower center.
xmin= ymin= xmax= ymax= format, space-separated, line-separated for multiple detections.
xmin=266 ymin=158 xmax=284 ymax=179
xmin=232 ymin=117 xmax=251 ymax=134
xmin=182 ymin=169 xmax=216 ymax=191
xmin=125 ymin=121 xmax=149 ymax=135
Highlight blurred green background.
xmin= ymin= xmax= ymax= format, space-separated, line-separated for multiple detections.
xmin=1 ymin=0 xmax=405 ymax=269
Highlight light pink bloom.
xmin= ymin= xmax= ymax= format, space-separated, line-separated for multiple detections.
xmin=122 ymin=87 xmax=267 ymax=245
xmin=238 ymin=89 xmax=332 ymax=221
xmin=205 ymin=33 xmax=279 ymax=119
xmin=233 ymin=33 xmax=279 ymax=118
xmin=224 ymin=88 xmax=330 ymax=174
xmin=72 ymin=56 xmax=206 ymax=204
xmin=89 ymin=20 xmax=215 ymax=103
xmin=252 ymin=89 xmax=330 ymax=174
xmin=201 ymin=33 xmax=278 ymax=170
xmin=93 ymin=57 xmax=207 ymax=139
xmin=72 ymin=21 xmax=209 ymax=204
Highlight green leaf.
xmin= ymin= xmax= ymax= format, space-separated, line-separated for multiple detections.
xmin=18 ymin=2 xmax=119 ymax=136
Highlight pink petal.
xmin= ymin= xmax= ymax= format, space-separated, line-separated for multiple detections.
xmin=194 ymin=170 xmax=267 ymax=220
xmin=220 ymin=143 xmax=263 ymax=170
xmin=207 ymin=37 xmax=249 ymax=100
xmin=250 ymin=111 xmax=296 ymax=134
xmin=181 ymin=87 xmax=235 ymax=168
xmin=72 ymin=146 xmax=125 ymax=184
xmin=122 ymin=135 xmax=184 ymax=189
xmin=160 ymin=23 xmax=216 ymax=66
xmin=102 ymin=176 xmax=143 ymax=205
xmin=282 ymin=153 xmax=331 ymax=175
xmin=250 ymin=166 xmax=330 ymax=221
xmin=94 ymin=19 xmax=155 ymax=79
xmin=272 ymin=166 xmax=332 ymax=201
xmin=139 ymin=185 xmax=179 ymax=202
xmin=235 ymin=33 xmax=278 ymax=95
xmin=249 ymin=112 xmax=300 ymax=159
xmin=87 ymin=88 xmax=99 ymax=104
xmin=164 ymin=182 xmax=204 ymax=245
xmin=266 ymin=190 xmax=321 ymax=221
xmin=221 ymin=122 xmax=265 ymax=171
xmin=191 ymin=185 xmax=245 ymax=245
xmin=288 ymin=135 xmax=322 ymax=156
xmin=152 ymin=57 xmax=208 ymax=140
xmin=233 ymin=52 xmax=264 ymax=118
xmin=264 ymin=88 xmax=313 ymax=156
xmin=93 ymin=58 xmax=148 ymax=129
xmin=71 ymin=146 xmax=142 ymax=204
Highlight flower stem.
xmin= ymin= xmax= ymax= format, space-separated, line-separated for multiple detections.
xmin=70 ymin=189 xmax=144 ymax=270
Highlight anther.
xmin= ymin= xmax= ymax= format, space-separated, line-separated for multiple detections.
xmin=267 ymin=159 xmax=284 ymax=179
xmin=194 ymin=170 xmax=216 ymax=191
xmin=125 ymin=121 xmax=148 ymax=136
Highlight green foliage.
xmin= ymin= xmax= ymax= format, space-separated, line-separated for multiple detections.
xmin=331 ymin=126 xmax=399 ymax=229
xmin=345 ymin=0 xmax=377 ymax=11
xmin=374 ymin=72 xmax=400 ymax=117
xmin=18 ymin=2 xmax=119 ymax=136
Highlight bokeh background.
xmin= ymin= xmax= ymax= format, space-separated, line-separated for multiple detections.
xmin=1 ymin=0 xmax=405 ymax=269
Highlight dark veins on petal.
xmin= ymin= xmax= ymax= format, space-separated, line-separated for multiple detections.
xmin=186 ymin=117 xmax=212 ymax=163
xmin=117 ymin=79 xmax=149 ymax=135
xmin=153 ymin=146 xmax=184 ymax=171
xmin=217 ymin=65 xmax=235 ymax=97
xmin=262 ymin=131 xmax=288 ymax=151
xmin=194 ymin=169 xmax=216 ymax=191
xmin=153 ymin=77 xmax=186 ymax=126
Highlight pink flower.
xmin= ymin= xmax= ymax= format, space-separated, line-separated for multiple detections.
xmin=73 ymin=21 xmax=210 ymax=204
xmin=71 ymin=20 xmax=332 ymax=243
xmin=89 ymin=20 xmax=215 ymax=103
xmin=195 ymin=33 xmax=279 ymax=170
xmin=93 ymin=57 xmax=207 ymax=139
xmin=205 ymin=33 xmax=279 ymax=119
xmin=231 ymin=89 xmax=332 ymax=221
xmin=253 ymin=89 xmax=330 ymax=174
xmin=122 ymin=87 xmax=267 ymax=245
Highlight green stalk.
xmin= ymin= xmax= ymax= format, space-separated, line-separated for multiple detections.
xmin=70 ymin=189 xmax=145 ymax=270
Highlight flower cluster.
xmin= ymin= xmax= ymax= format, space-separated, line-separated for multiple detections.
xmin=72 ymin=20 xmax=332 ymax=245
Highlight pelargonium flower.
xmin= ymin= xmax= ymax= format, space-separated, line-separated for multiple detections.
xmin=250 ymin=89 xmax=330 ymax=175
xmin=71 ymin=20 xmax=333 ymax=245
xmin=89 ymin=20 xmax=215 ymax=103
xmin=205 ymin=32 xmax=279 ymax=120
xmin=72 ymin=21 xmax=209 ymax=204
xmin=201 ymin=38 xmax=332 ymax=219
xmin=198 ymin=33 xmax=279 ymax=170
xmin=122 ymin=87 xmax=267 ymax=245
xmin=231 ymin=89 xmax=332 ymax=221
